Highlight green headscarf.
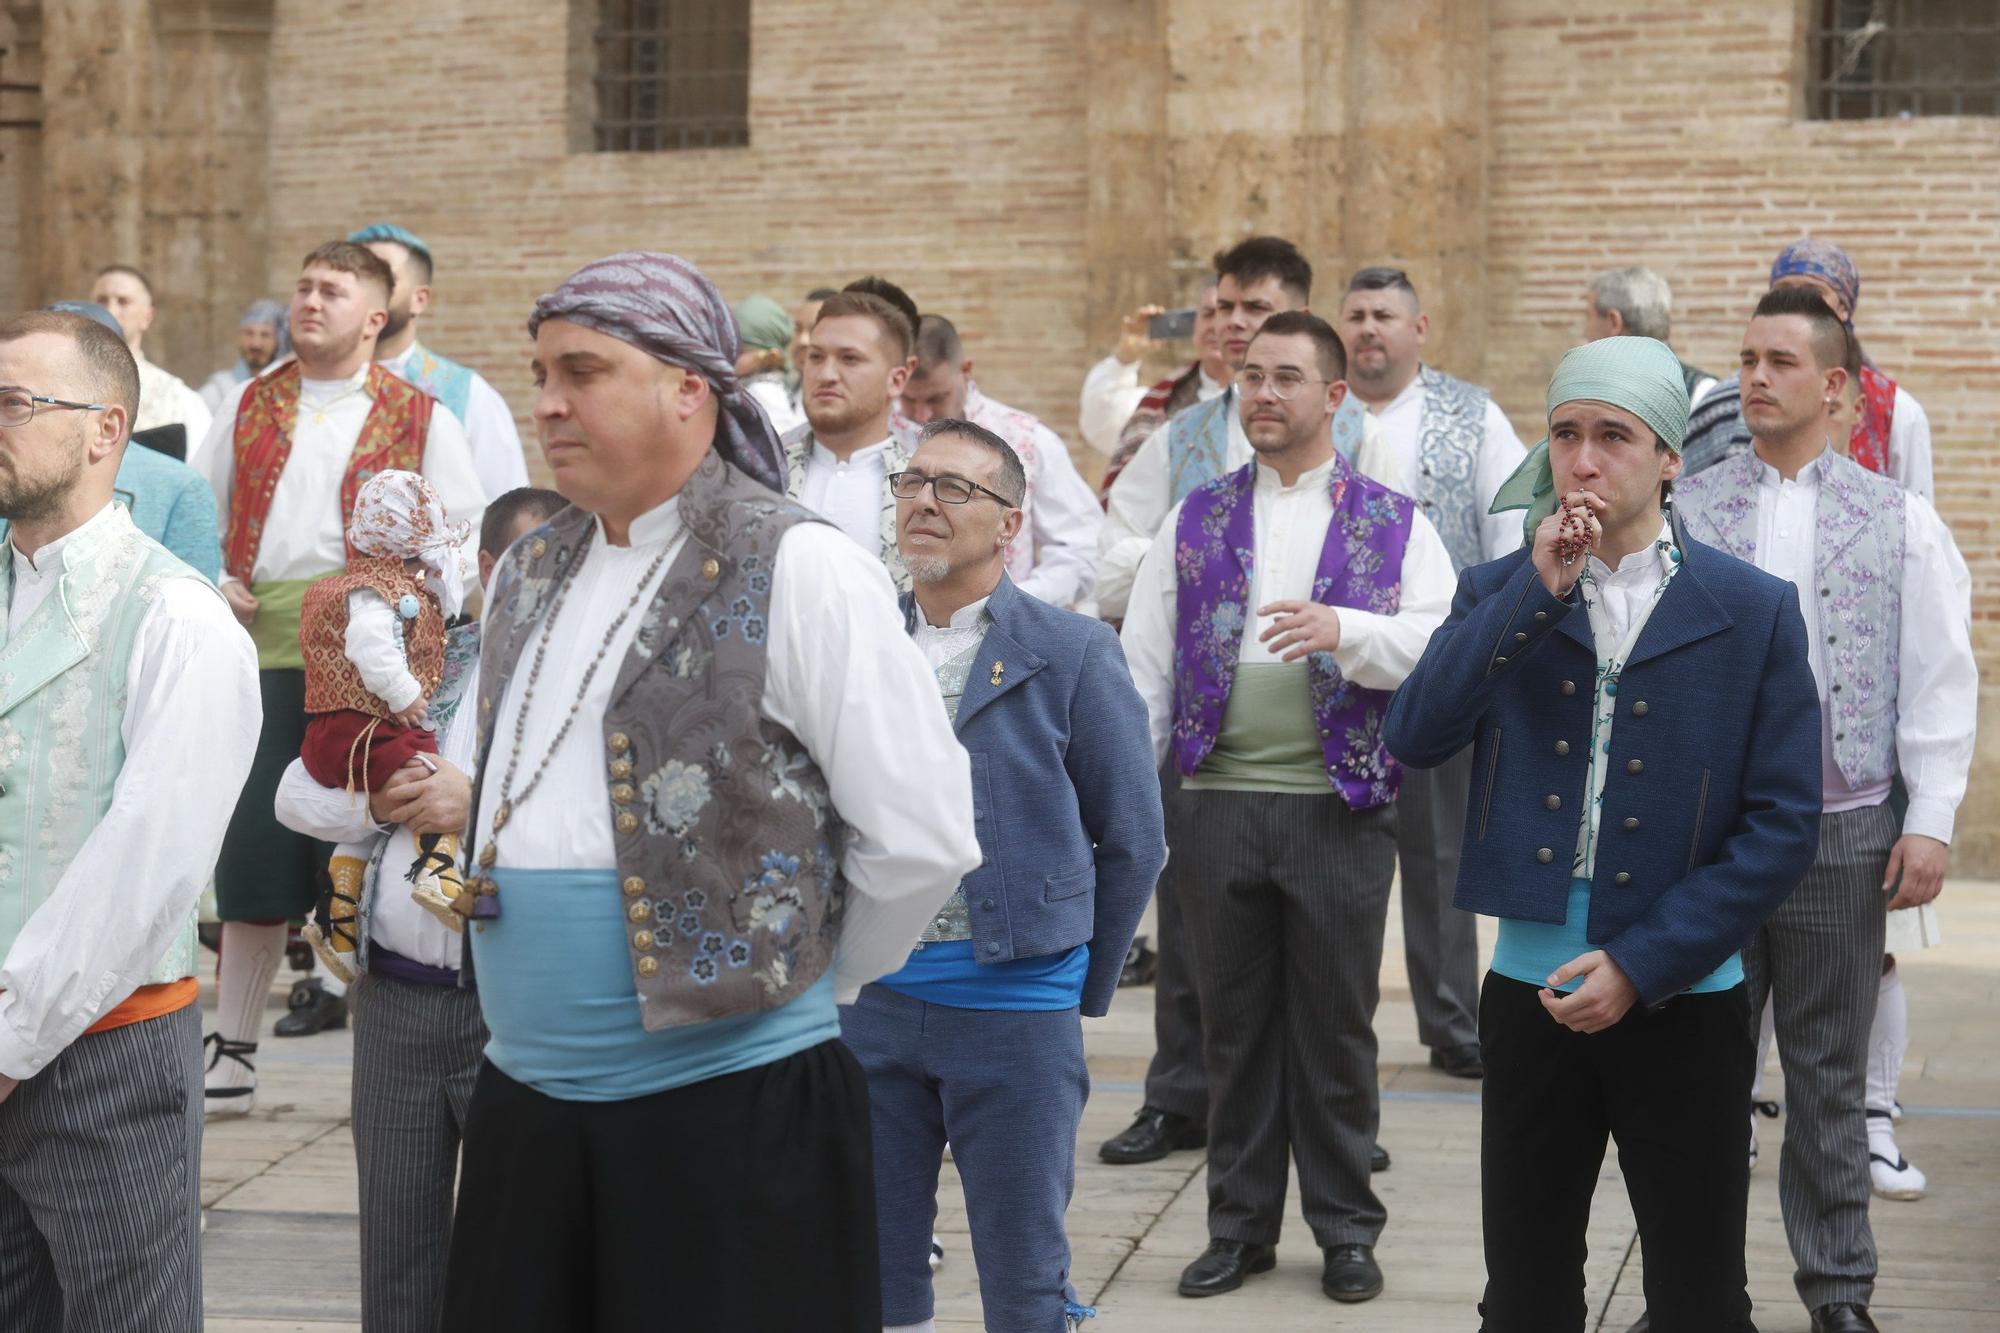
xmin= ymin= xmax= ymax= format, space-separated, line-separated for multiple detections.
xmin=731 ymin=295 xmax=796 ymax=355
xmin=1489 ymin=335 xmax=1691 ymax=546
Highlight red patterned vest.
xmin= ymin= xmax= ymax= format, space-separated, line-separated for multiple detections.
xmin=300 ymin=555 xmax=447 ymax=717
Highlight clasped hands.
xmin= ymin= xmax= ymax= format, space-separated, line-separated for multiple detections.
xmin=1539 ymin=950 xmax=1640 ymax=1034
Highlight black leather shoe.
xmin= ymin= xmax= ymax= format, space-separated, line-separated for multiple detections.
xmin=1321 ymin=1243 xmax=1383 ymax=1303
xmin=1099 ymin=1106 xmax=1205 ymax=1164
xmin=1177 ymin=1239 xmax=1275 ymax=1297
xmin=1429 ymin=1042 xmax=1485 ymax=1078
xmin=273 ymin=978 xmax=348 ymax=1037
xmin=1370 ymin=1142 xmax=1391 ymax=1172
xmin=1811 ymin=1304 xmax=1880 ymax=1333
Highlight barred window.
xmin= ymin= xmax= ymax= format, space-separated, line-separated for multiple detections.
xmin=590 ymin=0 xmax=749 ymax=151
xmin=1808 ymin=0 xmax=2000 ymax=119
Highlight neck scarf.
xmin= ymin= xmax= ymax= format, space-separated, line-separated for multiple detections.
xmin=529 ymin=252 xmax=786 ymax=492
xmin=347 ymin=469 xmax=472 ymax=618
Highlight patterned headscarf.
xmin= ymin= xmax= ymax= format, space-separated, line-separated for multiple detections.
xmin=1490 ymin=336 xmax=1690 ymax=546
xmin=732 ymin=295 xmax=795 ymax=354
xmin=347 ymin=470 xmax=473 ymax=619
xmin=528 ymin=252 xmax=786 ymax=492
xmin=1770 ymin=238 xmax=1860 ymax=322
xmin=240 ymin=298 xmax=291 ymax=359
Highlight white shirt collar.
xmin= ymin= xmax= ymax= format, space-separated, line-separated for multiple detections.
xmin=1198 ymin=367 xmax=1226 ymax=397
xmin=916 ymin=593 xmax=993 ymax=632
xmin=593 ymin=494 xmax=684 ymax=550
xmin=1755 ymin=445 xmax=1833 ymax=489
xmin=299 ymin=363 xmax=371 ymax=397
xmin=1585 ymin=519 xmax=1675 ymax=585
xmin=810 ymin=437 xmax=892 ymax=469
xmin=380 ymin=345 xmax=415 ymax=376
xmin=1371 ymin=369 xmax=1426 ymax=418
xmin=1254 ymin=453 xmax=1337 ymax=494
xmin=10 ymin=500 xmax=118 ymax=574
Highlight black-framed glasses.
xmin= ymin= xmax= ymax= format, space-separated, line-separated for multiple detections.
xmin=0 ymin=390 xmax=107 ymax=429
xmin=1238 ymin=369 xmax=1328 ymax=401
xmin=888 ymin=470 xmax=1015 ymax=507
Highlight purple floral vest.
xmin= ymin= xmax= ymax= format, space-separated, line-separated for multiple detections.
xmin=1171 ymin=455 xmax=1414 ymax=809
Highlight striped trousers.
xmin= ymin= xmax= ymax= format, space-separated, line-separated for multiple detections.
xmin=1176 ymin=786 xmax=1398 ymax=1248
xmin=0 ymin=1002 xmax=203 ymax=1332
xmin=1743 ymin=803 xmax=1893 ymax=1310
xmin=349 ymin=971 xmax=488 ymax=1333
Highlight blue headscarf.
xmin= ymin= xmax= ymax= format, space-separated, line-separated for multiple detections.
xmin=1770 ymin=238 xmax=1860 ymax=322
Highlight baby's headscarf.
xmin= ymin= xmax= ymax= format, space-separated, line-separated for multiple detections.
xmin=347 ymin=470 xmax=473 ymax=619
xmin=1488 ymin=336 xmax=1690 ymax=547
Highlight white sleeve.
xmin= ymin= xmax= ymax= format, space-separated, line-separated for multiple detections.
xmin=274 ymin=756 xmax=386 ymax=843
xmin=1329 ymin=509 xmax=1454 ymax=690
xmin=1096 ymin=419 xmax=1174 ymax=620
xmin=196 ymin=379 xmax=250 ymax=555
xmin=175 ymin=379 xmax=214 ymax=452
xmin=1118 ymin=509 xmax=1183 ymax=768
xmin=1014 ymin=426 xmax=1103 ymax=608
xmin=1889 ymin=387 xmax=1935 ymax=505
xmin=345 ymin=588 xmax=423 ymax=713
xmin=1476 ymin=399 xmax=1531 ymax=561
xmin=1079 ymin=354 xmax=1144 ymax=457
xmin=0 ymin=581 xmax=260 ymax=1077
xmin=419 ymin=406 xmax=489 ymax=603
xmin=760 ymin=524 xmax=982 ymax=1002
xmin=463 ymin=375 xmax=531 ymax=502
xmin=1894 ymin=495 xmax=1976 ymax=845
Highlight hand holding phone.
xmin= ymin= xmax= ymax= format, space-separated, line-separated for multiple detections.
xmin=1146 ymin=307 xmax=1198 ymax=341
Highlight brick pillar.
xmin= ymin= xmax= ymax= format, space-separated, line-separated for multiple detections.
xmin=1082 ymin=1 xmax=1172 ymax=394
xmin=35 ymin=0 xmax=150 ymax=308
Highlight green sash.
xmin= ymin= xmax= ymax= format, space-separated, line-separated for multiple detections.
xmin=249 ymin=573 xmax=339 ymax=670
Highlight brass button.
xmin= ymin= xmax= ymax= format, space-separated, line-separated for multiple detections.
xmin=701 ymin=557 xmax=720 ymax=580
xmin=480 ymin=697 xmax=492 ymax=715
xmin=609 ymin=758 xmax=634 ymax=780
xmin=1623 ymin=817 xmax=1640 ymax=831
xmin=1495 ymin=656 xmax=1508 ymax=665
xmin=1561 ymin=680 xmax=1576 ymax=696
xmin=632 ymin=930 xmax=654 ymax=951
xmin=616 ymin=811 xmax=640 ymax=834
xmin=628 ymin=900 xmax=651 ymax=923
xmin=1534 ymin=611 xmax=1549 ymax=623
xmin=1536 ymin=847 xmax=1554 ymax=864
xmin=609 ymin=731 xmax=631 ymax=753
xmin=1614 ymin=872 xmax=1632 ymax=886
xmin=530 ymin=537 xmax=547 ymax=559
xmin=610 ymin=783 xmax=635 ymax=805
xmin=622 ymin=875 xmax=646 ymax=897
xmin=1544 ymin=795 xmax=1561 ymax=811
xmin=1631 ymin=701 xmax=1649 ymax=717
xmin=1554 ymin=740 xmax=1570 ymax=756
xmin=1514 ymin=632 xmax=1528 ymax=643
xmin=636 ymin=956 xmax=660 ymax=978
xmin=1626 ymin=759 xmax=1644 ymax=774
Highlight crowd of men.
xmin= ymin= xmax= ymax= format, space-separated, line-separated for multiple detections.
xmin=0 ymin=223 xmax=1971 ymax=1333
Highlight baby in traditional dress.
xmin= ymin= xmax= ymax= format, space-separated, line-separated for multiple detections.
xmin=297 ymin=470 xmax=471 ymax=979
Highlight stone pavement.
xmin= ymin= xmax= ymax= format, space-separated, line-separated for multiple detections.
xmin=199 ymin=882 xmax=2000 ymax=1331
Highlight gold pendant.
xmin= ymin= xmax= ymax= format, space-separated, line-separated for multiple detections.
xmin=990 ymin=660 xmax=1005 ymax=687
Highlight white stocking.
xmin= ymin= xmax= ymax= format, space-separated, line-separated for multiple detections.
xmin=1750 ymin=993 xmax=1777 ymax=1101
xmin=209 ymin=920 xmax=286 ymax=1089
xmin=1867 ymin=959 xmax=1908 ymax=1115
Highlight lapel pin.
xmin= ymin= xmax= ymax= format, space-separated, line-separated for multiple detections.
xmin=990 ymin=660 xmax=1005 ymax=687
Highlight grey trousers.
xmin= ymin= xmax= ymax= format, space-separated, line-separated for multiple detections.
xmin=349 ymin=971 xmax=488 ymax=1333
xmin=1396 ymin=747 xmax=1481 ymax=1051
xmin=1142 ymin=763 xmax=1207 ymax=1121
xmin=1743 ymin=803 xmax=1893 ymax=1311
xmin=1177 ymin=786 xmax=1398 ymax=1248
xmin=0 ymin=1001 xmax=203 ymax=1333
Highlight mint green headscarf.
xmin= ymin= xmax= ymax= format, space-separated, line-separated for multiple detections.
xmin=731 ymin=295 xmax=796 ymax=354
xmin=1488 ymin=335 xmax=1690 ymax=546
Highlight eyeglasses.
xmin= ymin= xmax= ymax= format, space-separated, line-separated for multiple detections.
xmin=888 ymin=470 xmax=1015 ymax=507
xmin=0 ymin=390 xmax=107 ymax=429
xmin=1238 ymin=369 xmax=1328 ymax=401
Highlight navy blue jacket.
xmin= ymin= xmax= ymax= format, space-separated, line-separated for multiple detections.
xmin=902 ymin=575 xmax=1166 ymax=1017
xmin=1383 ymin=523 xmax=1821 ymax=1005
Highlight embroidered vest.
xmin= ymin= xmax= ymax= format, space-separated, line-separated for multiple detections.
xmin=475 ymin=449 xmax=846 ymax=1031
xmin=1171 ymin=455 xmax=1413 ymax=809
xmin=1673 ymin=450 xmax=1905 ymax=786
xmin=1410 ymin=365 xmax=1489 ymax=572
xmin=963 ymin=385 xmax=1043 ymax=586
xmin=1684 ymin=371 xmax=1897 ymax=487
xmin=1853 ymin=363 xmax=1896 ymax=477
xmin=390 ymin=341 xmax=475 ymax=425
xmin=299 ymin=555 xmax=448 ymax=716
xmin=223 ymin=361 xmax=434 ymax=584
xmin=781 ymin=419 xmax=916 ymax=591
xmin=0 ymin=508 xmax=203 ymax=983
xmin=1166 ymin=388 xmax=1372 ymax=507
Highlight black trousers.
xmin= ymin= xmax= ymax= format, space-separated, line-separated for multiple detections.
xmin=1478 ymin=973 xmax=1758 ymax=1333
xmin=440 ymin=1039 xmax=880 ymax=1332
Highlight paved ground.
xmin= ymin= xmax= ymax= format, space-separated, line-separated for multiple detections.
xmin=199 ymin=881 xmax=2000 ymax=1331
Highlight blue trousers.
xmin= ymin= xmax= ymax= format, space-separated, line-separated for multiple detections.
xmin=841 ymin=985 xmax=1089 ymax=1332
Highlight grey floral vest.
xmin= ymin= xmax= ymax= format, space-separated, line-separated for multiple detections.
xmin=1672 ymin=450 xmax=1905 ymax=787
xmin=473 ymin=449 xmax=846 ymax=1031
xmin=1412 ymin=365 xmax=1489 ymax=572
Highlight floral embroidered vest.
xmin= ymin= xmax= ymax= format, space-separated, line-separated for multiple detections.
xmin=475 ymin=449 xmax=846 ymax=1031
xmin=1673 ymin=450 xmax=1905 ymax=787
xmin=299 ymin=555 xmax=447 ymax=716
xmin=1171 ymin=455 xmax=1413 ymax=810
xmin=1411 ymin=365 xmax=1489 ymax=572
xmin=1166 ymin=388 xmax=1370 ymax=507
xmin=222 ymin=361 xmax=433 ymax=583
xmin=0 ymin=507 xmax=203 ymax=983
xmin=391 ymin=341 xmax=475 ymax=424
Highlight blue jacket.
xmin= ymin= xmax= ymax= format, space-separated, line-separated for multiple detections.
xmin=1383 ymin=523 xmax=1821 ymax=1005
xmin=114 ymin=443 xmax=222 ymax=583
xmin=902 ymin=574 xmax=1167 ymax=1017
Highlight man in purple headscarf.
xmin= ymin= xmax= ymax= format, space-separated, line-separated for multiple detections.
xmin=438 ymin=253 xmax=981 ymax=1330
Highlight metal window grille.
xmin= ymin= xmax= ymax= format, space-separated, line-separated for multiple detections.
xmin=1808 ymin=0 xmax=2000 ymax=119
xmin=594 ymin=0 xmax=749 ymax=151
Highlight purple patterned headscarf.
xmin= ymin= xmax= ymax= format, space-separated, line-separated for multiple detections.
xmin=1769 ymin=238 xmax=1860 ymax=321
xmin=528 ymin=251 xmax=786 ymax=491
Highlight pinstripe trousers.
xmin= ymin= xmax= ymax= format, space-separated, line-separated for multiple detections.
xmin=1743 ymin=803 xmax=1893 ymax=1310
xmin=349 ymin=971 xmax=488 ymax=1333
xmin=1175 ymin=786 xmax=1398 ymax=1248
xmin=0 ymin=1001 xmax=203 ymax=1332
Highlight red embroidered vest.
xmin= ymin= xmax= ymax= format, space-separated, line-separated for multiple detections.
xmin=222 ymin=362 xmax=434 ymax=584
xmin=300 ymin=556 xmax=447 ymax=717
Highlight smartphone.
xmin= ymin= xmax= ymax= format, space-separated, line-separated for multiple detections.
xmin=1147 ymin=307 xmax=1197 ymax=340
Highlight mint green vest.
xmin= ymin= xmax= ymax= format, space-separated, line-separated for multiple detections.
xmin=0 ymin=507 xmax=202 ymax=983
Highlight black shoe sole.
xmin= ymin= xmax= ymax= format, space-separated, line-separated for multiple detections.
xmin=1177 ymin=1252 xmax=1276 ymax=1297
xmin=1098 ymin=1131 xmax=1206 ymax=1165
xmin=273 ymin=1009 xmax=348 ymax=1038
xmin=1324 ymin=1275 xmax=1385 ymax=1304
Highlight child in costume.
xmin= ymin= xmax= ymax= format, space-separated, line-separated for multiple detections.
xmin=297 ymin=470 xmax=471 ymax=979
